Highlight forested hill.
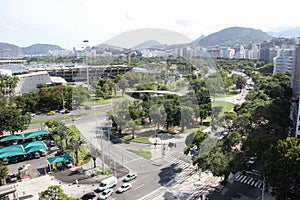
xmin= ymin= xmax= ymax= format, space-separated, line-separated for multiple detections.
xmin=195 ymin=27 xmax=272 ymax=47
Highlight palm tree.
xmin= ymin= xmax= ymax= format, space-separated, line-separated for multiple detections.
xmin=67 ymin=136 xmax=85 ymax=166
xmin=0 ymin=162 xmax=8 ymax=186
xmin=90 ymin=147 xmax=100 ymax=168
xmin=53 ymin=122 xmax=69 ymax=153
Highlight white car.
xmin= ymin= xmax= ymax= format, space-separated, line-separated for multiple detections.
xmin=247 ymin=157 xmax=257 ymax=165
xmin=117 ymin=183 xmax=132 ymax=193
xmin=65 ymin=160 xmax=73 ymax=168
xmin=98 ymin=188 xmax=113 ymax=200
xmin=123 ymin=173 xmax=137 ymax=182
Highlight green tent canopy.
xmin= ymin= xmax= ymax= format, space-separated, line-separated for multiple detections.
xmin=0 ymin=134 xmax=24 ymax=143
xmin=0 ymin=130 xmax=49 ymax=143
xmin=23 ymin=141 xmax=47 ymax=154
xmin=0 ymin=145 xmax=25 ymax=159
xmin=0 ymin=141 xmax=47 ymax=159
xmin=46 ymin=154 xmax=73 ymax=165
xmin=23 ymin=130 xmax=49 ymax=139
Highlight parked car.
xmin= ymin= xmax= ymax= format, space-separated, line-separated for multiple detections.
xmin=8 ymin=174 xmax=18 ymax=182
xmin=98 ymin=188 xmax=113 ymax=200
xmin=33 ymin=152 xmax=40 ymax=159
xmin=47 ymin=111 xmax=55 ymax=115
xmin=49 ymin=140 xmax=55 ymax=147
xmin=81 ymin=191 xmax=96 ymax=200
xmin=39 ymin=150 xmax=47 ymax=157
xmin=64 ymin=160 xmax=73 ymax=168
xmin=123 ymin=173 xmax=137 ymax=182
xmin=117 ymin=183 xmax=132 ymax=193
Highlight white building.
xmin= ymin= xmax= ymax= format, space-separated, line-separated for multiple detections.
xmin=15 ymin=71 xmax=67 ymax=95
xmin=273 ymin=49 xmax=294 ymax=74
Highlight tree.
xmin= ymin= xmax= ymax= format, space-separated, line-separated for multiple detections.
xmin=125 ymin=120 xmax=141 ymax=139
xmin=0 ymin=162 xmax=8 ymax=186
xmin=235 ymin=75 xmax=247 ymax=91
xmin=52 ymin=122 xmax=69 ymax=153
xmin=89 ymin=147 xmax=100 ymax=168
xmin=108 ymin=100 xmax=131 ymax=134
xmin=117 ymin=78 xmax=129 ymax=97
xmin=0 ymin=105 xmax=31 ymax=135
xmin=72 ymin=86 xmax=89 ymax=108
xmin=0 ymin=74 xmax=19 ymax=96
xmin=149 ymin=104 xmax=167 ymax=132
xmin=180 ymin=106 xmax=194 ymax=132
xmin=39 ymin=185 xmax=78 ymax=200
xmin=67 ymin=136 xmax=85 ymax=166
xmin=264 ymin=138 xmax=300 ymax=199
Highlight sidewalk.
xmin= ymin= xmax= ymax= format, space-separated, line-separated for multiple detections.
xmin=17 ymin=174 xmax=98 ymax=199
xmin=16 ymin=159 xmax=112 ymax=199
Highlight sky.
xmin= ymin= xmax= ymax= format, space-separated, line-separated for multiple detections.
xmin=1 ymin=0 xmax=300 ymax=50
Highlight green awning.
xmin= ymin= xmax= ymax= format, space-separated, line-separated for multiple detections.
xmin=46 ymin=154 xmax=73 ymax=165
xmin=0 ymin=134 xmax=24 ymax=142
xmin=23 ymin=141 xmax=47 ymax=154
xmin=0 ymin=145 xmax=25 ymax=159
xmin=23 ymin=130 xmax=49 ymax=139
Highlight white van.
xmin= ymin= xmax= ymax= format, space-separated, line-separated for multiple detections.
xmin=98 ymin=176 xmax=117 ymax=191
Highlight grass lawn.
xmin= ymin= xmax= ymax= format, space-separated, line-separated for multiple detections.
xmin=31 ymin=115 xmax=74 ymax=124
xmin=127 ymin=149 xmax=151 ymax=159
xmin=121 ymin=135 xmax=151 ymax=144
xmin=211 ymin=100 xmax=235 ymax=120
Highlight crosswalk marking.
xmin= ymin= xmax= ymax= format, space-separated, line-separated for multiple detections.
xmin=246 ymin=177 xmax=253 ymax=184
xmin=164 ymin=155 xmax=191 ymax=170
xmin=234 ymin=174 xmax=263 ymax=189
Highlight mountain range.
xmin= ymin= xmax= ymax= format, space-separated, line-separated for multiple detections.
xmin=1 ymin=26 xmax=299 ymax=58
xmin=0 ymin=43 xmax=62 ymax=58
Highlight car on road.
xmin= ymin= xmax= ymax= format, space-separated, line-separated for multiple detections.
xmin=81 ymin=191 xmax=96 ymax=200
xmin=98 ymin=188 xmax=113 ymax=200
xmin=98 ymin=176 xmax=117 ymax=191
xmin=117 ymin=183 xmax=132 ymax=193
xmin=123 ymin=173 xmax=137 ymax=182
xmin=72 ymin=117 xmax=81 ymax=121
xmin=247 ymin=157 xmax=257 ymax=165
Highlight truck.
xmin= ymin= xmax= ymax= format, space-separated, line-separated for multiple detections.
xmin=98 ymin=176 xmax=118 ymax=191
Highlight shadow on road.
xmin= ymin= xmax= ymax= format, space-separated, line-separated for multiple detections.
xmin=158 ymin=163 xmax=183 ymax=186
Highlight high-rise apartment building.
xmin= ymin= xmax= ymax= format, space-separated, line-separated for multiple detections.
xmin=273 ymin=49 xmax=294 ymax=74
xmin=292 ymin=37 xmax=300 ymax=98
xmin=291 ymin=37 xmax=300 ymax=137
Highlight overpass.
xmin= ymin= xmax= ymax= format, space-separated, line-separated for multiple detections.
xmin=125 ymin=90 xmax=183 ymax=99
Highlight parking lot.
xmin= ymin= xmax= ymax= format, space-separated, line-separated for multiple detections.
xmin=7 ymin=140 xmax=59 ymax=180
